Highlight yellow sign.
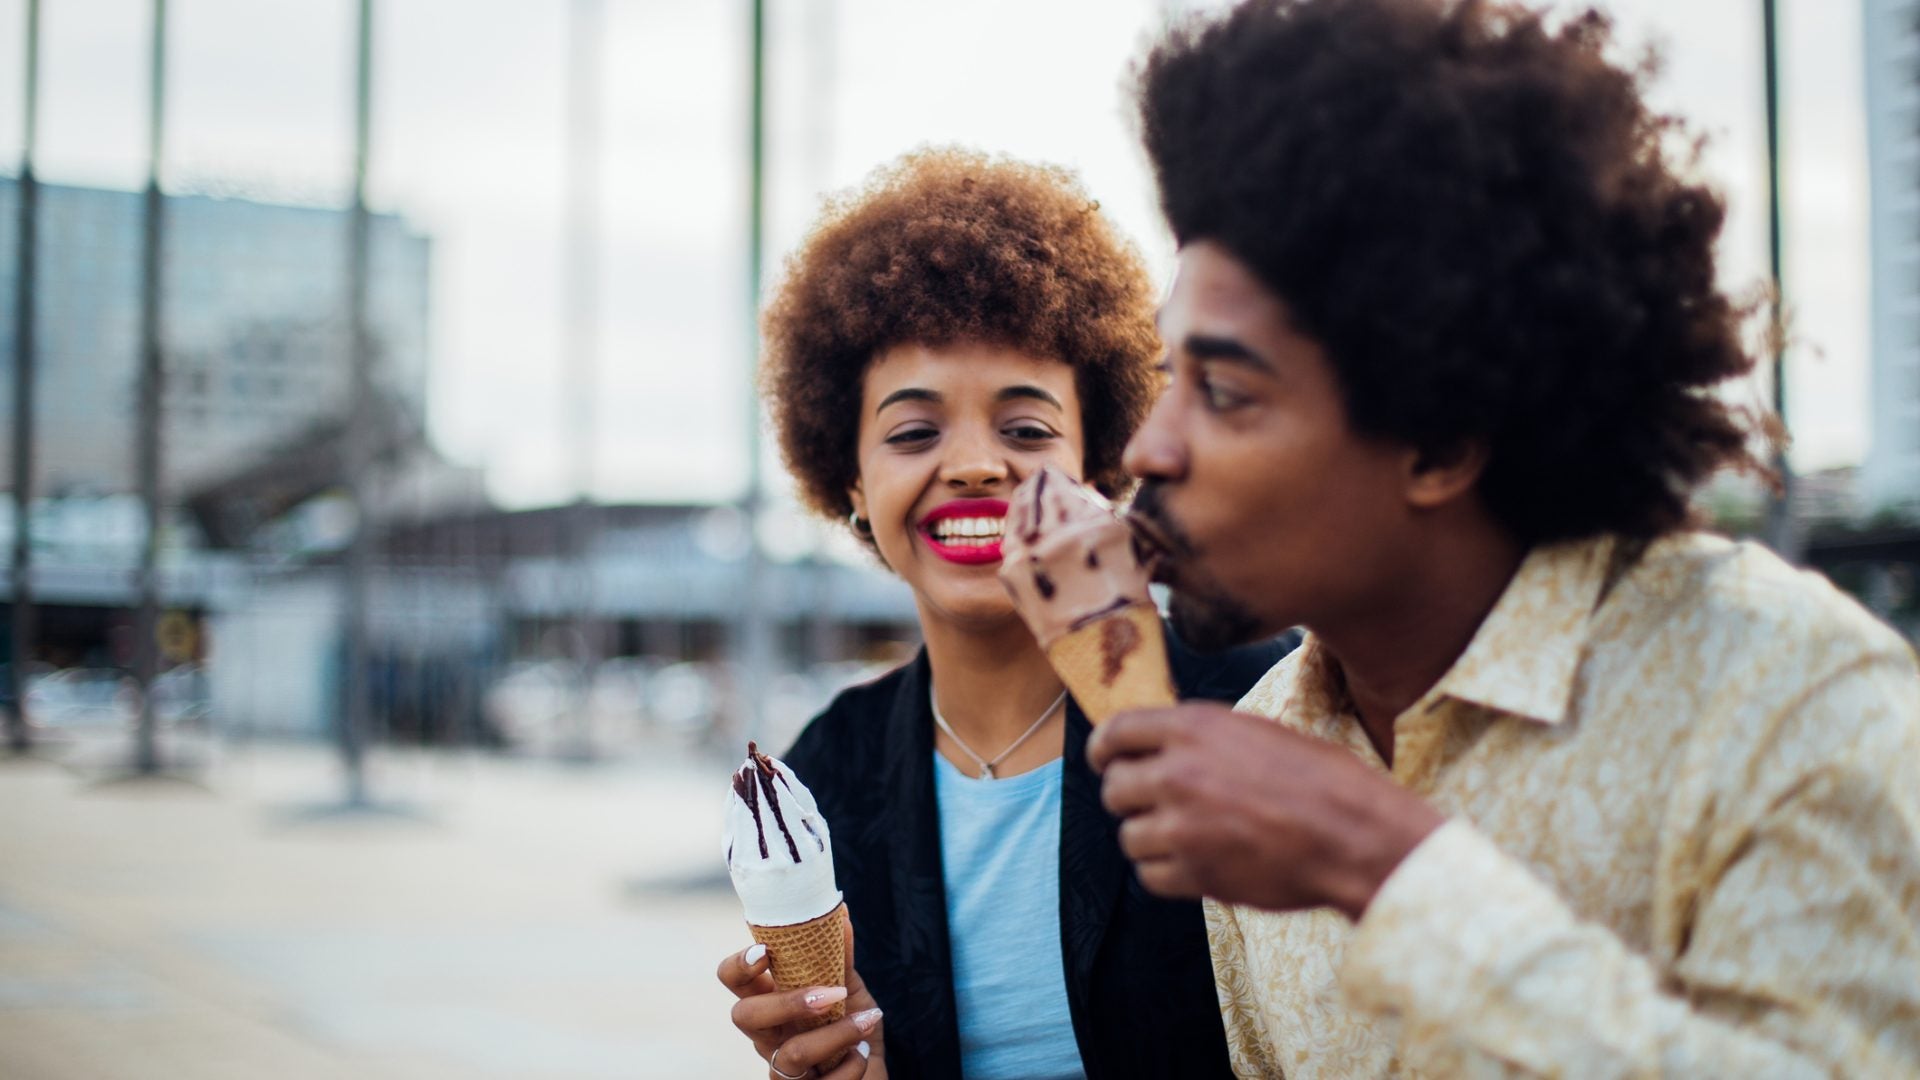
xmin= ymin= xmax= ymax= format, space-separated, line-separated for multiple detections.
xmin=157 ymin=610 xmax=197 ymax=662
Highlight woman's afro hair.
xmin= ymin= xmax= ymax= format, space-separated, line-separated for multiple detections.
xmin=761 ymin=148 xmax=1162 ymax=522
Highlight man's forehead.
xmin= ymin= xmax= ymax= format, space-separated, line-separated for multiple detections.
xmin=1160 ymin=241 xmax=1288 ymax=335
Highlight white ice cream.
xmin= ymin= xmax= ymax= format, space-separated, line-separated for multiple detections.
xmin=723 ymin=743 xmax=842 ymax=927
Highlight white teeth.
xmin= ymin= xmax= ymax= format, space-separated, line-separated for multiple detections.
xmin=930 ymin=515 xmax=1005 ymax=543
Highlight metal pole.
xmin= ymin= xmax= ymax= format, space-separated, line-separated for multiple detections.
xmin=801 ymin=0 xmax=838 ymax=672
xmin=131 ymin=0 xmax=169 ymax=775
xmin=340 ymin=0 xmax=376 ymax=805
xmin=562 ymin=0 xmax=604 ymax=762
xmin=6 ymin=0 xmax=41 ymax=753
xmin=735 ymin=0 xmax=775 ymax=747
xmin=1761 ymin=0 xmax=1798 ymax=559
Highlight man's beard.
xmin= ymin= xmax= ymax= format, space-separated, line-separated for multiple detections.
xmin=1130 ymin=481 xmax=1265 ymax=653
xmin=1166 ymin=588 xmax=1265 ymax=654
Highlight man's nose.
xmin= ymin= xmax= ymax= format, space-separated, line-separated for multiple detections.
xmin=1124 ymin=392 xmax=1186 ymax=481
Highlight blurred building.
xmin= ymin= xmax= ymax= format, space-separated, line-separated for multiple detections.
xmin=211 ymin=503 xmax=920 ymax=748
xmin=1863 ymin=0 xmax=1920 ymax=515
xmin=0 ymin=176 xmax=439 ymax=709
xmin=0 ymin=178 xmax=430 ymax=495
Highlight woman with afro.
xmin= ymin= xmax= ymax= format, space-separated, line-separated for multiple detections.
xmin=714 ymin=148 xmax=1289 ymax=1080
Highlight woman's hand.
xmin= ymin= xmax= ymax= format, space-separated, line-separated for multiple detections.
xmin=715 ymin=919 xmax=887 ymax=1079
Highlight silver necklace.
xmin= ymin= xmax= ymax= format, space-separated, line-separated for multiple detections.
xmin=929 ymin=684 xmax=1068 ymax=780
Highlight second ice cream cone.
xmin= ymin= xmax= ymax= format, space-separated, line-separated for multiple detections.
xmin=1046 ymin=602 xmax=1175 ymax=725
xmin=750 ymin=902 xmax=852 ymax=1069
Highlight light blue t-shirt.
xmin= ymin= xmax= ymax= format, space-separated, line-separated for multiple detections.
xmin=932 ymin=750 xmax=1086 ymax=1080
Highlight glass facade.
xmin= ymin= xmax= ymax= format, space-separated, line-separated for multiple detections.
xmin=0 ymin=178 xmax=430 ymax=497
xmin=1863 ymin=0 xmax=1920 ymax=512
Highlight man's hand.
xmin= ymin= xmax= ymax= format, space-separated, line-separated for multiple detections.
xmin=1087 ymin=702 xmax=1445 ymax=920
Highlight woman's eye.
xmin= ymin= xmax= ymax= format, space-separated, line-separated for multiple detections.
xmin=1005 ymin=424 xmax=1056 ymax=442
xmin=884 ymin=427 xmax=936 ymax=447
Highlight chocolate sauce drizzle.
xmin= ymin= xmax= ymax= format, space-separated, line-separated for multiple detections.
xmin=744 ymin=741 xmax=803 ymax=864
xmin=773 ymin=768 xmax=825 ymax=852
xmin=1067 ymin=596 xmax=1133 ymax=632
xmin=1099 ymin=613 xmax=1140 ymax=685
xmin=730 ymin=768 xmax=768 ymax=860
xmin=1023 ymin=470 xmax=1048 ymax=543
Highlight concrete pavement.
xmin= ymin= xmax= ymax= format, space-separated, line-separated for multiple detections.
xmin=0 ymin=738 xmax=764 ymax=1078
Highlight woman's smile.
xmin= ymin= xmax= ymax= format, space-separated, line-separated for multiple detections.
xmin=919 ymin=498 xmax=1009 ymax=564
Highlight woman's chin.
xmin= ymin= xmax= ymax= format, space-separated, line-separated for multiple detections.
xmin=912 ymin=582 xmax=1025 ymax=633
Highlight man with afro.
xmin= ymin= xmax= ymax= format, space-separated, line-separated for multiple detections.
xmin=1084 ymin=0 xmax=1920 ymax=1075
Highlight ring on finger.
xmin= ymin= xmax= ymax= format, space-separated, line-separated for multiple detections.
xmin=770 ymin=1047 xmax=810 ymax=1080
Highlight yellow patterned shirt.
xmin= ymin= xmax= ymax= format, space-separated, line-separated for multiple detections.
xmin=1208 ymin=531 xmax=1920 ymax=1078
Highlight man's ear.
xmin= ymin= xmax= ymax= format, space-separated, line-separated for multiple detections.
xmin=1404 ymin=439 xmax=1489 ymax=510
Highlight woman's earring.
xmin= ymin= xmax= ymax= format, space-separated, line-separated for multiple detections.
xmin=848 ymin=510 xmax=874 ymax=540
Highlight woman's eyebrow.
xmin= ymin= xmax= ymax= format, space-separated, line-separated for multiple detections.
xmin=875 ymin=387 xmax=941 ymax=415
xmin=996 ymin=385 xmax=1063 ymax=409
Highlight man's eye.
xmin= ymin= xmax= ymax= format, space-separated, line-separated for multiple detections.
xmin=1201 ymin=377 xmax=1248 ymax=412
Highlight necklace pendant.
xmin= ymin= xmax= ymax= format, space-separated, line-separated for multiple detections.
xmin=929 ymin=684 xmax=1067 ymax=785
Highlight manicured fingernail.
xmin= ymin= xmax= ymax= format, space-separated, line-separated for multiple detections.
xmin=857 ymin=1040 xmax=870 ymax=1059
xmin=743 ymin=943 xmax=767 ymax=965
xmin=803 ymin=986 xmax=847 ymax=1009
xmin=852 ymin=1007 xmax=882 ymax=1033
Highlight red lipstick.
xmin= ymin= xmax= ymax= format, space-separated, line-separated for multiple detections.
xmin=918 ymin=498 xmax=1009 ymax=565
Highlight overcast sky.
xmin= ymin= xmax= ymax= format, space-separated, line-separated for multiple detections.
xmin=0 ymin=0 xmax=1875 ymax=510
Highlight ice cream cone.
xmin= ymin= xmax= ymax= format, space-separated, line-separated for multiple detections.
xmin=750 ymin=902 xmax=851 ymax=1069
xmin=998 ymin=467 xmax=1178 ymax=726
xmin=1045 ymin=601 xmax=1176 ymax=725
xmin=726 ymin=743 xmax=850 ymax=1070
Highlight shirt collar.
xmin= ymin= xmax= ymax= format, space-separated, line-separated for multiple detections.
xmin=1423 ymin=535 xmax=1618 ymax=725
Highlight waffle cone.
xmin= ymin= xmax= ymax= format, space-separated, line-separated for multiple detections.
xmin=750 ymin=902 xmax=851 ymax=1069
xmin=1045 ymin=603 xmax=1175 ymax=726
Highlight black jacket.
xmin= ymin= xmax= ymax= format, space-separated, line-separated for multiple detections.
xmin=783 ymin=628 xmax=1294 ymax=1080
